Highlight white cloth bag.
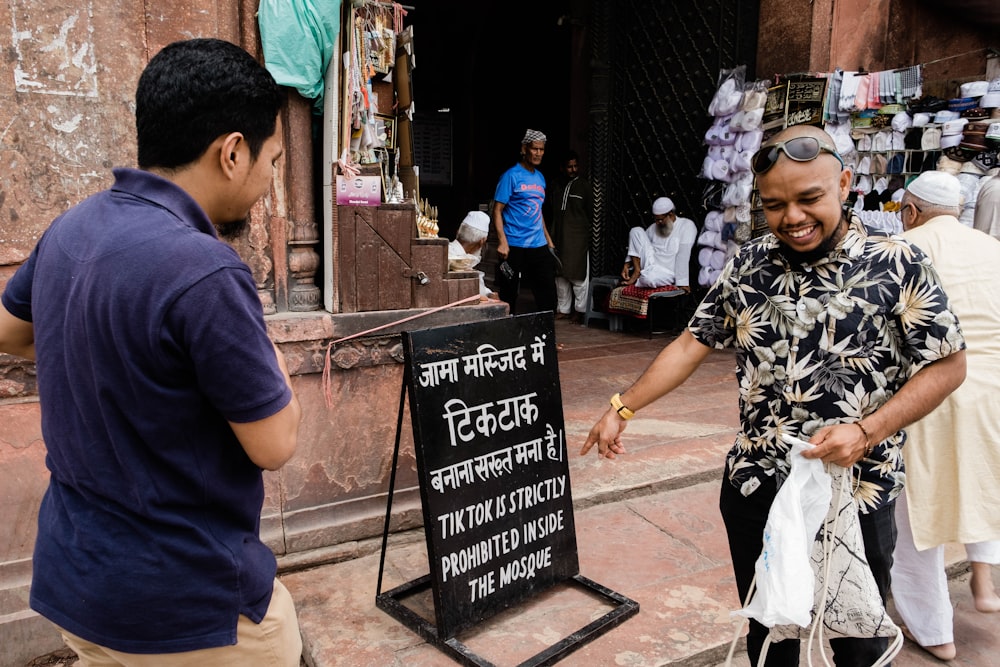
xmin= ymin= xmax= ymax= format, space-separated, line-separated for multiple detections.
xmin=726 ymin=439 xmax=904 ymax=667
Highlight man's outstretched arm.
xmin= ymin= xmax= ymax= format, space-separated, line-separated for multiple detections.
xmin=581 ymin=330 xmax=712 ymax=459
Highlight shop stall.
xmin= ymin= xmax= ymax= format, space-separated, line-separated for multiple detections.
xmin=695 ymin=51 xmax=1000 ymax=287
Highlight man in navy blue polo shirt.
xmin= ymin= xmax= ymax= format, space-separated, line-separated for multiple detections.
xmin=0 ymin=39 xmax=302 ymax=665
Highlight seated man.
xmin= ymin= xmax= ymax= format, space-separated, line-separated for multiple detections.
xmin=448 ymin=210 xmax=494 ymax=298
xmin=620 ymin=197 xmax=697 ymax=291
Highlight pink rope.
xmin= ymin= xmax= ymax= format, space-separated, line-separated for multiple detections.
xmin=393 ymin=3 xmax=407 ymax=33
xmin=321 ymin=294 xmax=484 ymax=408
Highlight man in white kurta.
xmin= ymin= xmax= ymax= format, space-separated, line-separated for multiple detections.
xmin=892 ymin=170 xmax=1000 ymax=661
xmin=448 ymin=211 xmax=493 ymax=298
xmin=620 ymin=197 xmax=697 ymax=290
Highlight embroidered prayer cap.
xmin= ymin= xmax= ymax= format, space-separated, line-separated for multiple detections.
xmin=461 ymin=210 xmax=490 ymax=233
xmin=940 ymin=134 xmax=963 ymax=149
xmin=652 ymin=197 xmax=675 ymax=215
xmin=960 ymin=81 xmax=990 ymax=98
xmin=982 ymin=77 xmax=1000 ymax=108
xmin=522 ymin=129 xmax=547 ymax=144
xmin=921 ymin=126 xmax=942 ymax=150
xmin=936 ymin=155 xmax=963 ymax=174
xmin=941 ymin=118 xmax=968 ymax=136
xmin=906 ymin=170 xmax=961 ymax=208
xmin=891 ymin=112 xmax=912 ymax=133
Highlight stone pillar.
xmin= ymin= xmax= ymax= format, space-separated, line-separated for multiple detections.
xmin=285 ymin=94 xmax=322 ymax=312
xmin=248 ymin=196 xmax=277 ymax=315
xmin=588 ymin=0 xmax=611 ymax=277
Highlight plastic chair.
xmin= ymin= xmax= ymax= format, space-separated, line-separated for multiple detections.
xmin=646 ymin=290 xmax=691 ymax=337
xmin=583 ymin=275 xmax=620 ymax=327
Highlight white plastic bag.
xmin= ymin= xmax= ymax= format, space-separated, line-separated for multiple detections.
xmin=734 ymin=439 xmax=831 ymax=628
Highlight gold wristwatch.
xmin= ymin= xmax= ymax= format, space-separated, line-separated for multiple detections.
xmin=610 ymin=392 xmax=635 ymax=420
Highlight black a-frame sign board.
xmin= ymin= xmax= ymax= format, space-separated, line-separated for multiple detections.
xmin=375 ymin=312 xmax=638 ymax=666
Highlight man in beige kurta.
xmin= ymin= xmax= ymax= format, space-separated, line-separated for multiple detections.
xmin=973 ymin=170 xmax=1000 ymax=240
xmin=892 ymin=170 xmax=1000 ymax=661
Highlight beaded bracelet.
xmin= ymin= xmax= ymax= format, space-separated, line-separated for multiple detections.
xmin=856 ymin=421 xmax=874 ymax=457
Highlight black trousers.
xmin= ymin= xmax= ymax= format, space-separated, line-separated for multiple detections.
xmin=719 ymin=470 xmax=897 ymax=666
xmin=495 ymin=245 xmax=557 ymax=315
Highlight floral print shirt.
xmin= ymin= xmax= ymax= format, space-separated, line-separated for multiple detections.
xmin=689 ymin=215 xmax=965 ymax=512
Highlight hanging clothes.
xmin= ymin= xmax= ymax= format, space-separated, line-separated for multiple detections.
xmin=258 ymin=0 xmax=343 ymax=109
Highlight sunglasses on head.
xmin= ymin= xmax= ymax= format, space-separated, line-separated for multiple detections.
xmin=751 ymin=136 xmax=845 ymax=175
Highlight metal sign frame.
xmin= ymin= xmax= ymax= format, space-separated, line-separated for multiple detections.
xmin=375 ymin=313 xmax=638 ymax=665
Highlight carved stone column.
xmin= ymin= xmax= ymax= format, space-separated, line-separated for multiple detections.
xmin=285 ymin=94 xmax=321 ymax=312
xmin=249 ymin=197 xmax=277 ymax=315
xmin=288 ymin=237 xmax=321 ymax=311
xmin=589 ymin=0 xmax=612 ymax=276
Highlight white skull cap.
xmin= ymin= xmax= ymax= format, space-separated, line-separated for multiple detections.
xmin=652 ymin=197 xmax=675 ymax=215
xmin=906 ymin=170 xmax=961 ymax=208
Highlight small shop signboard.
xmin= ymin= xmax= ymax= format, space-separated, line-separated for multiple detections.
xmin=336 ymin=173 xmax=382 ymax=206
xmin=785 ymin=76 xmax=828 ymax=128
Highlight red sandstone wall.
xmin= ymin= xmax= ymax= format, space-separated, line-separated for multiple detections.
xmin=757 ymin=0 xmax=995 ymax=84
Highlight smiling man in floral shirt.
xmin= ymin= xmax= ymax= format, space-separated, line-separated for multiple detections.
xmin=581 ymin=124 xmax=967 ymax=666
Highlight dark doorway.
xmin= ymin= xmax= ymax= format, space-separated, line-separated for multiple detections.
xmin=402 ymin=0 xmax=759 ymax=277
xmin=405 ymin=1 xmax=575 ymax=240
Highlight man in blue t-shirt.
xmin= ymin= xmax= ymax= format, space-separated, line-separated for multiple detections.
xmin=0 ymin=39 xmax=302 ymax=665
xmin=492 ymin=129 xmax=558 ymax=314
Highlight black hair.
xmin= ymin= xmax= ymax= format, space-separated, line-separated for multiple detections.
xmin=562 ymin=149 xmax=579 ymax=164
xmin=135 ymin=38 xmax=284 ymax=170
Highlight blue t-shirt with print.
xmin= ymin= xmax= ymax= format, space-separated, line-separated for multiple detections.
xmin=494 ymin=162 xmax=547 ymax=248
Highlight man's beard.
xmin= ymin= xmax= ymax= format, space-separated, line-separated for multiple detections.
xmin=216 ymin=215 xmax=249 ymax=241
xmin=654 ymin=221 xmax=674 ymax=237
xmin=777 ymin=214 xmax=848 ymax=265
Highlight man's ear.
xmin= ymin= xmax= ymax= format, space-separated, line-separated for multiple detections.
xmin=839 ymin=167 xmax=853 ymax=200
xmin=218 ymin=132 xmax=244 ymax=178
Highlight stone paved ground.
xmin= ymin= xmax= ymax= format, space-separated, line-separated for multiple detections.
xmin=24 ymin=315 xmax=1000 ymax=666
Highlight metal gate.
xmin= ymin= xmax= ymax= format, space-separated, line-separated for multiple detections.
xmin=589 ymin=0 xmax=760 ymax=276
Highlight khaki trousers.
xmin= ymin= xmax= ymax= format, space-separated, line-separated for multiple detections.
xmin=57 ymin=579 xmax=302 ymax=667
